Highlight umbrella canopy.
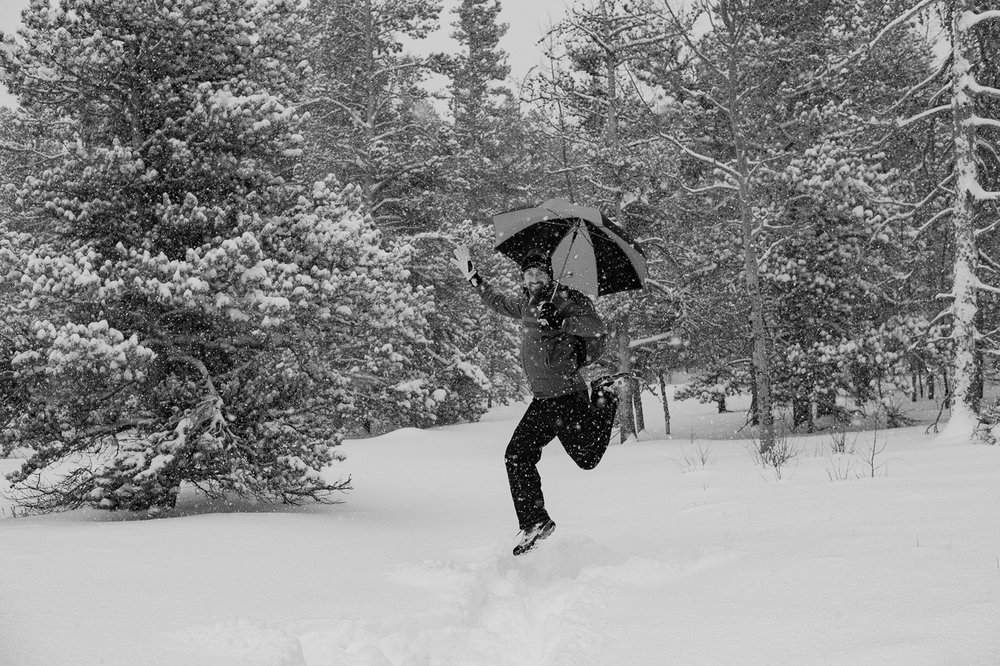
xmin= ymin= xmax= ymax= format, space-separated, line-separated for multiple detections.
xmin=491 ymin=198 xmax=647 ymax=297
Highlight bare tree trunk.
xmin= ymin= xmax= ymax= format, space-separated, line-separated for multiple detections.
xmin=659 ymin=371 xmax=671 ymax=435
xmin=661 ymin=0 xmax=775 ymax=450
xmin=723 ymin=9 xmax=775 ymax=453
xmin=632 ymin=381 xmax=645 ymax=434
xmin=617 ymin=316 xmax=637 ymax=442
xmin=600 ymin=0 xmax=618 ymax=145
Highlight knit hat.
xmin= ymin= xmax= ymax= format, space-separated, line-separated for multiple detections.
xmin=520 ymin=249 xmax=552 ymax=276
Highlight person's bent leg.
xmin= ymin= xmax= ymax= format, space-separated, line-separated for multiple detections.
xmin=505 ymin=400 xmax=558 ymax=529
xmin=560 ymin=390 xmax=619 ymax=470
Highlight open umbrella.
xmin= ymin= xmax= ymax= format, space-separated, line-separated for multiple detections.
xmin=491 ymin=198 xmax=647 ymax=297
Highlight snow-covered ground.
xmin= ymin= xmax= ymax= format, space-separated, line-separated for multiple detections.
xmin=2 ymin=390 xmax=999 ymax=666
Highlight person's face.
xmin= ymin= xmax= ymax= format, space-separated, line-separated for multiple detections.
xmin=522 ymin=267 xmax=550 ymax=295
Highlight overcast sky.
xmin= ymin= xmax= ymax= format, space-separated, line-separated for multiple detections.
xmin=0 ymin=0 xmax=570 ymax=108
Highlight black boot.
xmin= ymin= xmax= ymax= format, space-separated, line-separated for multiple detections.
xmin=591 ymin=372 xmax=641 ymax=408
xmin=513 ymin=518 xmax=556 ymax=556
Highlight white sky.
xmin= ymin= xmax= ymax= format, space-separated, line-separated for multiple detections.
xmin=0 ymin=0 xmax=570 ymax=108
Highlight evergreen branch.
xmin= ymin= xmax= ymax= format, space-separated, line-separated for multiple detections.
xmin=969 ymin=116 xmax=1000 ymax=130
xmin=681 ymin=183 xmax=738 ymax=194
xmin=833 ymin=0 xmax=940 ymax=73
xmin=885 ymin=53 xmax=954 ymax=114
xmin=681 ymin=87 xmax=730 ymax=115
xmin=968 ymin=79 xmax=1000 ymax=99
xmin=629 ymin=332 xmax=676 ymax=348
xmin=897 ymin=104 xmax=951 ymax=128
xmin=978 ymin=250 xmax=1000 ymax=274
xmin=584 ymin=176 xmax=623 ymax=194
xmin=913 ymin=207 xmax=954 ymax=237
xmin=896 ymin=173 xmax=956 ymax=211
xmin=975 ymin=219 xmax=1000 ymax=238
xmin=960 ymin=9 xmax=1000 ymax=29
xmin=78 ymin=419 xmax=158 ymax=439
xmin=979 ymin=137 xmax=1000 ymax=165
xmin=973 ymin=279 xmax=1000 ymax=297
xmin=966 ymin=180 xmax=1000 ymax=201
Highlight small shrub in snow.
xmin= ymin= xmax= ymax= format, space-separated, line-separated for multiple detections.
xmin=677 ymin=436 xmax=716 ymax=473
xmin=861 ymin=430 xmax=889 ymax=478
xmin=825 ymin=455 xmax=856 ymax=482
xmin=829 ymin=429 xmax=857 ymax=455
xmin=747 ymin=429 xmax=800 ymax=480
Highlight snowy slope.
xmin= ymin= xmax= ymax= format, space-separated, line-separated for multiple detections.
xmin=2 ymin=393 xmax=999 ymax=665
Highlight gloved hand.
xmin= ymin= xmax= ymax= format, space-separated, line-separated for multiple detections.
xmin=536 ymin=301 xmax=563 ymax=330
xmin=450 ymin=245 xmax=482 ymax=288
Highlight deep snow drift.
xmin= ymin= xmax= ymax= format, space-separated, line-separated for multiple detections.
xmin=2 ymin=391 xmax=999 ymax=665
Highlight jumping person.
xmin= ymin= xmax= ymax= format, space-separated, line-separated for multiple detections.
xmin=451 ymin=245 xmax=620 ymax=556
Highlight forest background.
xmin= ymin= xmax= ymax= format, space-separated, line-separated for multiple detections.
xmin=0 ymin=0 xmax=998 ymax=514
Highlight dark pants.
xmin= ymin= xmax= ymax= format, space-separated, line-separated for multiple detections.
xmin=505 ymin=389 xmax=618 ymax=530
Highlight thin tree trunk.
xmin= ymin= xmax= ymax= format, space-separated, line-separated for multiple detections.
xmin=659 ymin=371 xmax=671 ymax=435
xmin=725 ymin=22 xmax=775 ymax=453
xmin=600 ymin=0 xmax=618 ymax=145
xmin=633 ymin=383 xmax=645 ymax=434
xmin=617 ymin=317 xmax=637 ymax=443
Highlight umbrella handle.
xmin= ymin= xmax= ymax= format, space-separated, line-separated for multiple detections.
xmin=550 ymin=223 xmax=580 ymax=303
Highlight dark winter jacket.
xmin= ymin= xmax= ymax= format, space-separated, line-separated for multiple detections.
xmin=479 ymin=282 xmax=606 ymax=399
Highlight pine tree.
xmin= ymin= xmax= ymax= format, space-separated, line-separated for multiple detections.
xmin=871 ymin=0 xmax=1000 ymax=441
xmin=0 ymin=0 xmax=442 ymax=512
xmin=940 ymin=1 xmax=1000 ymax=440
xmin=299 ymin=0 xmax=446 ymax=233
xmin=661 ymin=0 xmax=936 ymax=438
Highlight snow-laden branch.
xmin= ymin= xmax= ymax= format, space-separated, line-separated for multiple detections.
xmin=630 ymin=332 xmax=675 ymax=348
xmin=964 ymin=179 xmax=1000 ymax=201
xmin=884 ymin=173 xmax=954 ymax=222
xmin=914 ymin=207 xmax=954 ymax=237
xmin=662 ymin=133 xmax=741 ymax=180
xmin=978 ymin=250 xmax=1000 ymax=274
xmin=897 ymin=104 xmax=951 ymax=128
xmin=972 ymin=279 xmax=1000 ymax=296
xmin=661 ymin=3 xmax=724 ymax=78
xmin=681 ymin=87 xmax=730 ymax=115
xmin=562 ymin=16 xmax=677 ymax=55
xmin=969 ymin=116 xmax=1000 ymax=131
xmin=959 ymin=9 xmax=1000 ymax=30
xmin=975 ymin=219 xmax=1000 ymax=238
xmin=832 ymin=0 xmax=939 ymax=72
xmin=886 ymin=53 xmax=953 ymax=113
xmin=968 ymin=79 xmax=1000 ymax=99
xmin=682 ymin=182 xmax=738 ymax=195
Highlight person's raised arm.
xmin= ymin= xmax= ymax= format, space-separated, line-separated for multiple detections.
xmin=450 ymin=245 xmax=522 ymax=319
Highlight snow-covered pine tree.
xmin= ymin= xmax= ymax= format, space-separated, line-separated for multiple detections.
xmin=0 ymin=0 xmax=438 ymax=513
xmin=411 ymin=0 xmax=533 ymax=418
xmin=875 ymin=0 xmax=1000 ymax=441
xmin=659 ymin=0 xmax=780 ymax=450
xmin=662 ymin=0 xmax=935 ymax=437
xmin=434 ymin=0 xmax=537 ymax=218
xmin=415 ymin=220 xmax=523 ymax=417
xmin=755 ymin=3 xmax=938 ymax=427
xmin=299 ymin=0 xmax=446 ymax=233
xmin=943 ymin=1 xmax=1000 ymax=441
